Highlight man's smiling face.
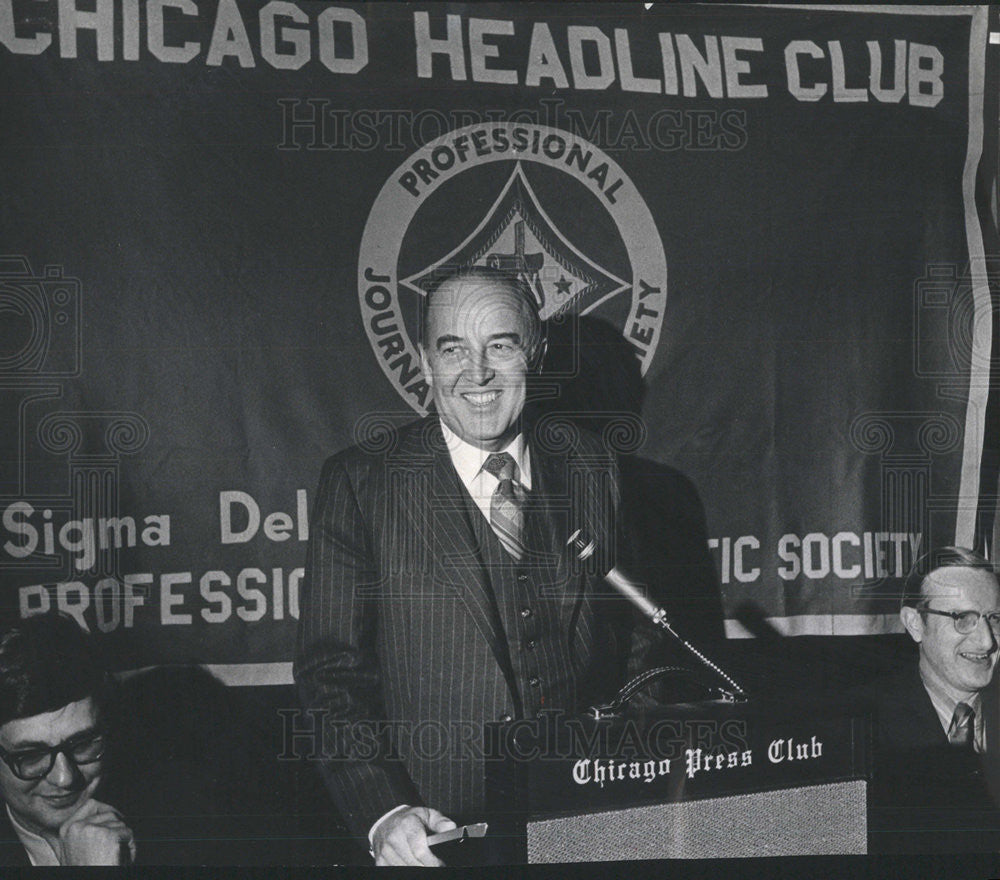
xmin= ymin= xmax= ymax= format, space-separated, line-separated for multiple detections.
xmin=0 ymin=697 xmax=104 ymax=837
xmin=419 ymin=275 xmax=538 ymax=452
xmin=904 ymin=566 xmax=1000 ymax=697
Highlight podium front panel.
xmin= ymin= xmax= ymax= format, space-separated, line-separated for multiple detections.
xmin=525 ymin=778 xmax=867 ymax=861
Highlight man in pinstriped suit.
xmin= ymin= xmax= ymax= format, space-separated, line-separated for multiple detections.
xmin=295 ymin=266 xmax=653 ymax=866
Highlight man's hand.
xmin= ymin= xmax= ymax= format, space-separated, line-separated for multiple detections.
xmin=58 ymin=797 xmax=136 ymax=866
xmin=372 ymin=806 xmax=456 ymax=866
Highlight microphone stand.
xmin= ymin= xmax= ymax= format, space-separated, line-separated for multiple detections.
xmin=568 ymin=529 xmax=748 ymax=709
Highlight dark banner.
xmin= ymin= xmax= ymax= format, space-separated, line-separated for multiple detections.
xmin=0 ymin=3 xmax=996 ymax=679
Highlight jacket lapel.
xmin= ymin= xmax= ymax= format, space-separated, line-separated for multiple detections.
xmin=983 ymin=673 xmax=999 ymax=752
xmin=529 ymin=437 xmax=615 ymax=593
xmin=397 ymin=418 xmax=515 ymax=693
xmin=525 ymin=441 xmax=570 ymax=594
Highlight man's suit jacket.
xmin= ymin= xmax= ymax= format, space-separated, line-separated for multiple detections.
xmin=294 ymin=416 xmax=654 ymax=839
xmin=0 ymin=809 xmax=30 ymax=867
xmin=863 ymin=665 xmax=1000 ymax=853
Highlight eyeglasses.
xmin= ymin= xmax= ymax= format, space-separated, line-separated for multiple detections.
xmin=0 ymin=731 xmax=105 ymax=781
xmin=920 ymin=607 xmax=1000 ymax=636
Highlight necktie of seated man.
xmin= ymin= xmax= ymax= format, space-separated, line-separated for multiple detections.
xmin=948 ymin=701 xmax=975 ymax=751
xmin=483 ymin=452 xmax=525 ymax=560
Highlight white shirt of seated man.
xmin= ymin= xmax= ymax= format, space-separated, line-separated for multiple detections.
xmin=0 ymin=695 xmax=135 ymax=866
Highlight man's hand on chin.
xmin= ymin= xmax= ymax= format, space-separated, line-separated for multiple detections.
xmin=372 ymin=806 xmax=456 ymax=866
xmin=57 ymin=797 xmax=136 ymax=865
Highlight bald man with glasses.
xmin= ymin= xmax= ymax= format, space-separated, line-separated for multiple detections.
xmin=863 ymin=546 xmax=1000 ymax=852
xmin=0 ymin=613 xmax=134 ymax=866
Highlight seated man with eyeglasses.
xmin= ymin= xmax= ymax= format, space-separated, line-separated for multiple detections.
xmin=863 ymin=545 xmax=1000 ymax=852
xmin=0 ymin=612 xmax=135 ymax=866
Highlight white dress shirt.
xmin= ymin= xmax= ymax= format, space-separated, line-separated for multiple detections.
xmin=7 ymin=805 xmax=59 ymax=866
xmin=920 ymin=661 xmax=986 ymax=753
xmin=438 ymin=422 xmax=532 ymax=515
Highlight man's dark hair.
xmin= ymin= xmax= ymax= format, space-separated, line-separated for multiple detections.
xmin=901 ymin=545 xmax=995 ymax=608
xmin=0 ymin=613 xmax=107 ymax=728
xmin=418 ymin=265 xmax=543 ymax=358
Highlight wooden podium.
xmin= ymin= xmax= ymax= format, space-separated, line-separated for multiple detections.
xmin=481 ymin=701 xmax=870 ymax=862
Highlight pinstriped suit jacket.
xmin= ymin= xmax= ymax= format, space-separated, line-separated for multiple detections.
xmin=294 ymin=416 xmax=648 ymax=839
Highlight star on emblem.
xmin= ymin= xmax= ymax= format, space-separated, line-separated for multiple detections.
xmin=400 ymin=164 xmax=629 ymax=320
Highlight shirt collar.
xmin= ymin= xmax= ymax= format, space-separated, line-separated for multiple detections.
xmin=6 ymin=805 xmax=59 ymax=866
xmin=919 ymin=656 xmax=982 ymax=716
xmin=439 ymin=421 xmax=531 ymax=489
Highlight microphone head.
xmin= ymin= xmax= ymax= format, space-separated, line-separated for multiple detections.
xmin=567 ymin=529 xmax=597 ymax=561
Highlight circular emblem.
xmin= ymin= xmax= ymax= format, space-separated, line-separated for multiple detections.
xmin=358 ymin=122 xmax=667 ymax=412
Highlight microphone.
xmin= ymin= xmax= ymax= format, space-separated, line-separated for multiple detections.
xmin=567 ymin=529 xmax=747 ymax=702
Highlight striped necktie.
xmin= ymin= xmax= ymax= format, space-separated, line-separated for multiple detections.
xmin=482 ymin=452 xmax=525 ymax=560
xmin=948 ymin=701 xmax=975 ymax=751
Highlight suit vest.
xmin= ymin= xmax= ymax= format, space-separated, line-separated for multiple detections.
xmin=460 ymin=484 xmax=594 ymax=721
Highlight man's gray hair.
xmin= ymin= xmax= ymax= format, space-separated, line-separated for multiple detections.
xmin=901 ymin=545 xmax=995 ymax=608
